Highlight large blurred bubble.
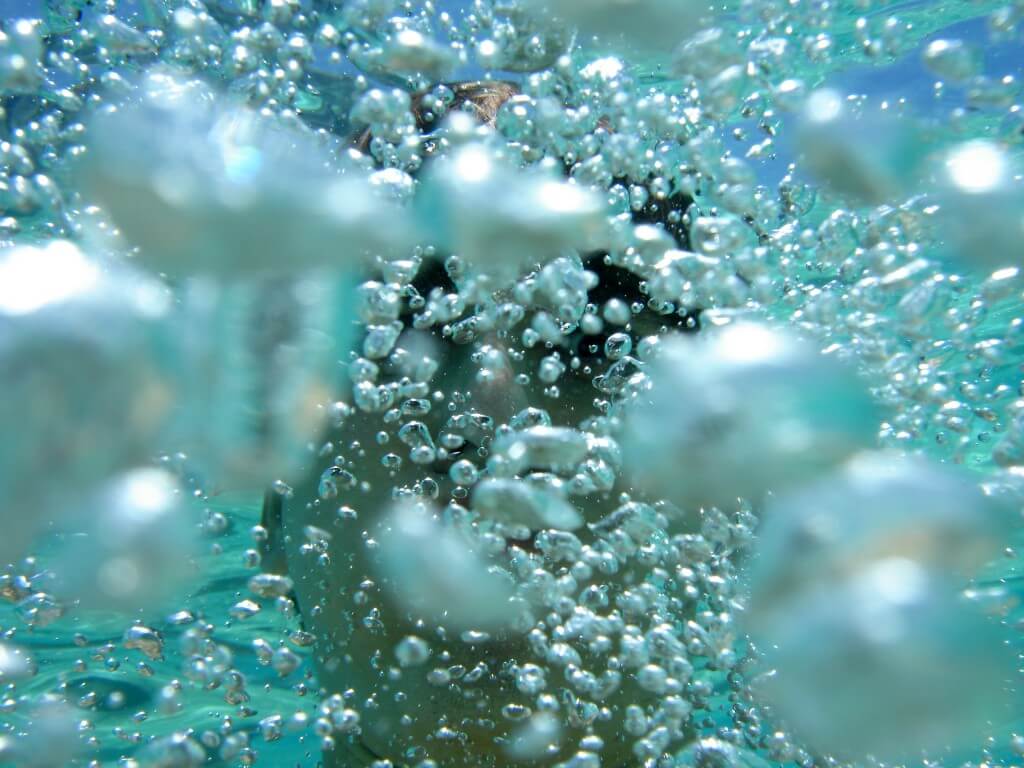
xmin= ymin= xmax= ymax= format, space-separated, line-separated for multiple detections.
xmin=620 ymin=322 xmax=880 ymax=510
xmin=743 ymin=453 xmax=1016 ymax=760
xmin=78 ymin=68 xmax=416 ymax=277
xmin=0 ymin=240 xmax=174 ymax=563
xmin=52 ymin=468 xmax=199 ymax=613
xmin=373 ymin=500 xmax=520 ymax=631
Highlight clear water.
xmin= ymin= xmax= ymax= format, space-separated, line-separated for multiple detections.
xmin=2 ymin=0 xmax=1024 ymax=766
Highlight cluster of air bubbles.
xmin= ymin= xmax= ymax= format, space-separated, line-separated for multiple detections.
xmin=0 ymin=0 xmax=1023 ymax=766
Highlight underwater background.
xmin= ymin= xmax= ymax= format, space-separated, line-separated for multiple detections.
xmin=2 ymin=0 xmax=1024 ymax=767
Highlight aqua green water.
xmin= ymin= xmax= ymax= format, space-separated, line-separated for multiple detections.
xmin=1 ymin=493 xmax=320 ymax=766
xmin=3 ymin=0 xmax=1024 ymax=766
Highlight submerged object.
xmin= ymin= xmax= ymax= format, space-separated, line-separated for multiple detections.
xmin=2 ymin=1 xmax=1023 ymax=767
xmin=620 ymin=322 xmax=879 ymax=509
xmin=258 ymin=236 xmax=706 ymax=766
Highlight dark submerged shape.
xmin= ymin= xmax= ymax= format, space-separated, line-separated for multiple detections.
xmin=260 ymin=80 xmax=700 ymax=768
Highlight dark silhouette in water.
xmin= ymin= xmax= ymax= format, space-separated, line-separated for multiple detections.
xmin=260 ymin=80 xmax=699 ymax=768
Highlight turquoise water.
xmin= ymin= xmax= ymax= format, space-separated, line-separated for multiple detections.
xmin=2 ymin=494 xmax=317 ymax=766
xmin=2 ymin=0 xmax=1024 ymax=766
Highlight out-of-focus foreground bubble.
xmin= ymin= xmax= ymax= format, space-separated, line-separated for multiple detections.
xmin=53 ymin=468 xmax=198 ymax=613
xmin=415 ymin=136 xmax=611 ymax=281
xmin=77 ymin=68 xmax=416 ymax=277
xmin=523 ymin=0 xmax=707 ymax=53
xmin=0 ymin=240 xmax=174 ymax=563
xmin=0 ymin=695 xmax=83 ymax=767
xmin=0 ymin=238 xmax=353 ymax=543
xmin=504 ymin=711 xmax=563 ymax=761
xmin=933 ymin=139 xmax=1024 ymax=271
xmin=743 ymin=453 xmax=1016 ymax=760
xmin=135 ymin=732 xmax=206 ymax=768
xmin=0 ymin=19 xmax=44 ymax=96
xmin=751 ymin=453 xmax=1012 ymax=582
xmin=797 ymin=88 xmax=929 ymax=206
xmin=165 ymin=272 xmax=355 ymax=489
xmin=620 ymin=322 xmax=879 ymax=509
xmin=373 ymin=501 xmax=519 ymax=631
xmin=922 ymin=38 xmax=983 ymax=83
xmin=358 ymin=27 xmax=460 ymax=82
xmin=0 ymin=642 xmax=36 ymax=682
